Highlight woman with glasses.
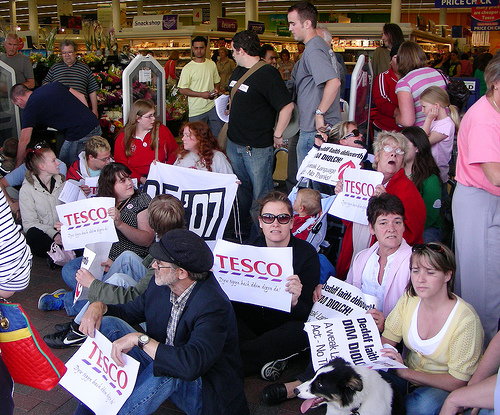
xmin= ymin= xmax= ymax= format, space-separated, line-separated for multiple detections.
xmin=114 ymin=99 xmax=178 ymax=185
xmin=336 ymin=131 xmax=426 ymax=279
xmin=174 ymin=121 xmax=233 ymax=174
xmin=232 ymin=191 xmax=320 ymax=381
xmin=380 ymin=243 xmax=484 ymax=415
xmin=39 ymin=163 xmax=155 ymax=316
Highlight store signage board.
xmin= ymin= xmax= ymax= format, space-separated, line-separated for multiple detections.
xmin=472 ymin=6 xmax=500 ymax=30
xmin=436 ymin=0 xmax=498 ymax=6
xmin=248 ymin=21 xmax=265 ymax=34
xmin=277 ymin=24 xmax=291 ymax=36
xmin=133 ymin=15 xmax=178 ymax=31
xmin=269 ymin=14 xmax=288 ymax=31
xmin=217 ymin=18 xmax=237 ymax=32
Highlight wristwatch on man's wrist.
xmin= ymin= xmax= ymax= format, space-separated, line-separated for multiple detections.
xmin=138 ymin=334 xmax=150 ymax=350
xmin=315 ymin=108 xmax=325 ymax=116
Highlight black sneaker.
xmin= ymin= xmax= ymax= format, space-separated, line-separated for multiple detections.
xmin=43 ymin=325 xmax=87 ymax=349
xmin=54 ymin=321 xmax=71 ymax=332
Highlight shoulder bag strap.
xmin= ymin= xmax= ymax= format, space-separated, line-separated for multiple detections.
xmin=228 ymin=60 xmax=266 ymax=110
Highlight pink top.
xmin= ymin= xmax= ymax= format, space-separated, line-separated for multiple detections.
xmin=456 ymin=96 xmax=500 ymax=196
xmin=396 ymin=67 xmax=447 ymax=127
xmin=430 ymin=116 xmax=455 ymax=182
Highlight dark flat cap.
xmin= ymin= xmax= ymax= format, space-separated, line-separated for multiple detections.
xmin=149 ymin=229 xmax=213 ymax=273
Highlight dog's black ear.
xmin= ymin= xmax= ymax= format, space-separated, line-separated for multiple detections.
xmin=346 ymin=375 xmax=363 ymax=392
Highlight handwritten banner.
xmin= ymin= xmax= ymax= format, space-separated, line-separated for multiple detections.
xmin=299 ymin=143 xmax=366 ymax=186
xmin=304 ymin=316 xmax=406 ymax=372
xmin=212 ymin=239 xmax=293 ymax=312
xmin=308 ymin=277 xmax=378 ymax=322
xmin=60 ymin=330 xmax=139 ymax=415
xmin=329 ymin=169 xmax=384 ymax=225
xmin=144 ymin=163 xmax=238 ymax=250
xmin=56 ymin=197 xmax=118 ymax=251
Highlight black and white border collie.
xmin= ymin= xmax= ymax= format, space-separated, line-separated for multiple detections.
xmin=294 ymin=357 xmax=405 ymax=415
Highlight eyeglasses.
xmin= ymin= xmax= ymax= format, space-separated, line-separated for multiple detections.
xmin=260 ymin=213 xmax=292 ymax=225
xmin=96 ymin=156 xmax=111 ymax=162
xmin=141 ymin=114 xmax=156 ymax=119
xmin=412 ymin=243 xmax=445 ymax=254
xmin=155 ymin=260 xmax=172 ymax=270
xmin=342 ymin=129 xmax=360 ymax=140
xmin=383 ymin=145 xmax=405 ymax=155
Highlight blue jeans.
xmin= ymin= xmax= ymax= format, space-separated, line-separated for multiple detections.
xmin=63 ymin=252 xmax=148 ymax=316
xmin=74 ymin=273 xmax=142 ymax=325
xmin=73 ymin=317 xmax=203 ymax=415
xmin=59 ymin=125 xmax=101 ymax=167
xmin=296 ymin=130 xmax=317 ymax=168
xmin=226 ymin=139 xmax=273 ymax=236
xmin=189 ymin=106 xmax=223 ymax=139
xmin=380 ymin=369 xmax=449 ymax=415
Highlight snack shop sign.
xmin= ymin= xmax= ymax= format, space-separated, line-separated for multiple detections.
xmin=133 ymin=15 xmax=178 ymax=31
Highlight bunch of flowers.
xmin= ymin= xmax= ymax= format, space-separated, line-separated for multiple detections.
xmin=165 ymin=85 xmax=188 ymax=121
xmin=31 ymin=52 xmax=60 ymax=68
xmin=132 ymin=81 xmax=153 ymax=101
xmin=96 ymin=89 xmax=122 ymax=105
xmin=81 ymin=53 xmax=105 ymax=67
xmin=99 ymin=108 xmax=123 ymax=135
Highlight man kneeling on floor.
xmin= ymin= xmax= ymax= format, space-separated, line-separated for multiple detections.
xmin=73 ymin=229 xmax=249 ymax=415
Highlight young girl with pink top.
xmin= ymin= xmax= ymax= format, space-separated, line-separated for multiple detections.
xmin=420 ymin=86 xmax=460 ymax=182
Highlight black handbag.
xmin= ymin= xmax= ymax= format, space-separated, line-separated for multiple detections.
xmin=438 ymin=70 xmax=471 ymax=113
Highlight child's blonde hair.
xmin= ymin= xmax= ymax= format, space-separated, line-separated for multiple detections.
xmin=297 ymin=188 xmax=322 ymax=216
xmin=420 ymin=86 xmax=460 ymax=133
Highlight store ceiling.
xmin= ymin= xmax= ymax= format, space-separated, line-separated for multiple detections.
xmin=0 ymin=0 xmax=468 ymax=27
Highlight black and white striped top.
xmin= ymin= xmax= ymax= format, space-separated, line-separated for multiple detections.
xmin=0 ymin=189 xmax=31 ymax=292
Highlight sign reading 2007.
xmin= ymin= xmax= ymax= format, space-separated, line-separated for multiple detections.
xmin=145 ymin=163 xmax=238 ymax=249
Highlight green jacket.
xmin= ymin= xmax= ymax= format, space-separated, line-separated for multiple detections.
xmin=87 ymin=255 xmax=154 ymax=304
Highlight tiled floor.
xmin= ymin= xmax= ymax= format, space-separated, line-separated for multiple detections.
xmin=10 ymin=256 xmax=326 ymax=415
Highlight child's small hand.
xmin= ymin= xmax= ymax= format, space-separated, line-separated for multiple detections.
xmin=427 ymin=105 xmax=439 ymax=120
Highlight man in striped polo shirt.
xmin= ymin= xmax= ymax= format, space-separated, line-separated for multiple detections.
xmin=43 ymin=40 xmax=99 ymax=118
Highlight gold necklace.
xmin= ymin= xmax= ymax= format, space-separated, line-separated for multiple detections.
xmin=492 ymin=97 xmax=500 ymax=113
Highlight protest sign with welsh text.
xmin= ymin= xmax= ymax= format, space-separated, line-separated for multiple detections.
xmin=212 ymin=239 xmax=293 ymax=312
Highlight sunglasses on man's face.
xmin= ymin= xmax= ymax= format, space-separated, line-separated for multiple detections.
xmin=342 ymin=129 xmax=360 ymax=140
xmin=260 ymin=213 xmax=292 ymax=225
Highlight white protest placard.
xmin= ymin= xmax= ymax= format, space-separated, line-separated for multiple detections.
xmin=56 ymin=197 xmax=118 ymax=250
xmin=59 ymin=180 xmax=86 ymax=203
xmin=144 ymin=163 xmax=238 ymax=250
xmin=299 ymin=143 xmax=366 ymax=186
xmin=84 ymin=176 xmax=99 ymax=197
xmin=308 ymin=277 xmax=378 ymax=322
xmin=212 ymin=239 xmax=293 ymax=312
xmin=304 ymin=316 xmax=407 ymax=371
xmin=74 ymin=242 xmax=112 ymax=304
xmin=60 ymin=330 xmax=139 ymax=415
xmin=215 ymin=94 xmax=229 ymax=123
xmin=329 ymin=169 xmax=384 ymax=225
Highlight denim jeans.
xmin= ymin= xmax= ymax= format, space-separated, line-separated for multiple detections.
xmin=74 ymin=273 xmax=141 ymax=325
xmin=63 ymin=252 xmax=148 ymax=317
xmin=379 ymin=369 xmax=450 ymax=415
xmin=73 ymin=317 xmax=203 ymax=415
xmin=59 ymin=125 xmax=101 ymax=167
xmin=189 ymin=106 xmax=223 ymax=139
xmin=296 ymin=130 xmax=317 ymax=168
xmin=226 ymin=139 xmax=274 ymax=236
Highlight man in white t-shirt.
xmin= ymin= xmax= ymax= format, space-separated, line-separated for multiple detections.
xmin=178 ymin=36 xmax=223 ymax=138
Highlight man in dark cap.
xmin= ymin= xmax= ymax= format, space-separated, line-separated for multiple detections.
xmin=76 ymin=229 xmax=248 ymax=415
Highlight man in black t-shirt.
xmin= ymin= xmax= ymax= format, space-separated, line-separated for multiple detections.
xmin=227 ymin=30 xmax=293 ymax=238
